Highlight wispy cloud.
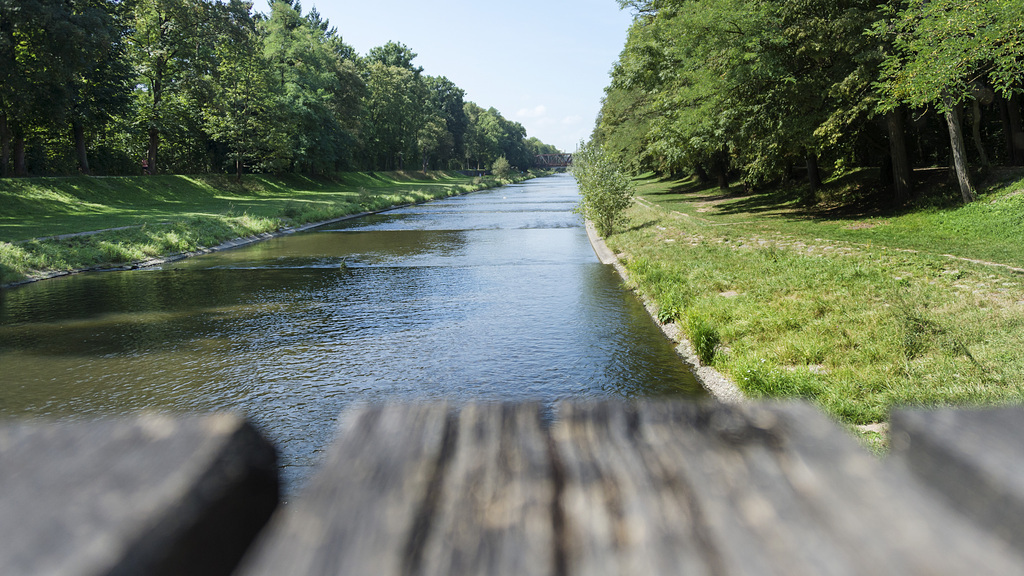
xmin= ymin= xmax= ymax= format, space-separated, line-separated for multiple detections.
xmin=516 ymin=105 xmax=548 ymax=119
xmin=561 ymin=115 xmax=583 ymax=125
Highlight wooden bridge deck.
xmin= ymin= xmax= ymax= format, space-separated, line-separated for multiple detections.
xmin=3 ymin=400 xmax=1024 ymax=575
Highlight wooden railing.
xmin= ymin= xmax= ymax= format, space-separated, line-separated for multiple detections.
xmin=4 ymin=400 xmax=1024 ymax=575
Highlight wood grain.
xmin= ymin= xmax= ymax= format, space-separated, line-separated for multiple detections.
xmin=0 ymin=414 xmax=278 ymax=576
xmin=891 ymin=406 xmax=1024 ymax=552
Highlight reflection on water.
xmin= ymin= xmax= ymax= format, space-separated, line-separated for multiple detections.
xmin=0 ymin=173 xmax=702 ymax=493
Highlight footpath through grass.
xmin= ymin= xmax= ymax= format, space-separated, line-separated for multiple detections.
xmin=0 ymin=170 xmax=541 ymax=286
xmin=607 ymin=170 xmax=1024 ymax=433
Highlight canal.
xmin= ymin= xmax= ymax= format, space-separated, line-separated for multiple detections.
xmin=0 ymin=173 xmax=703 ymax=493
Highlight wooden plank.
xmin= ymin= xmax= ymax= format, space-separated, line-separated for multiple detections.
xmin=890 ymin=406 xmax=1024 ymax=551
xmin=417 ymin=403 xmax=556 ymax=576
xmin=0 ymin=414 xmax=278 ymax=576
xmin=237 ymin=400 xmax=1024 ymax=576
xmin=553 ymin=401 xmax=719 ymax=576
xmin=553 ymin=401 xmax=1024 ymax=576
xmin=235 ymin=403 xmax=453 ymax=576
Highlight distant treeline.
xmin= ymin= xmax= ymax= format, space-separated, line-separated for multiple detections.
xmin=0 ymin=0 xmax=561 ymax=178
xmin=594 ymin=0 xmax=1024 ymax=203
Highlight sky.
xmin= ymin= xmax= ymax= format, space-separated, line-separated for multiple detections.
xmin=309 ymin=0 xmax=636 ymax=152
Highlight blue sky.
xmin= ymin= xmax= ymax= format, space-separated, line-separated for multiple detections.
xmin=309 ymin=1 xmax=635 ymax=152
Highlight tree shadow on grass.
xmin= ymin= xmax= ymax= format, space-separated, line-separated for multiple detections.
xmin=623 ymin=219 xmax=659 ymax=234
xmin=690 ymin=168 xmax=974 ymax=223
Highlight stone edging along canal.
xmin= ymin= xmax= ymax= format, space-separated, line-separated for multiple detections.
xmin=584 ymin=221 xmax=745 ymax=405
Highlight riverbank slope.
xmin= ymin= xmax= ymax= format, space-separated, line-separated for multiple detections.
xmin=0 ymin=170 xmax=545 ymax=287
xmin=601 ymin=169 xmax=1024 ymax=441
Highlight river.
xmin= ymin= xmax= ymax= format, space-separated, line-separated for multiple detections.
xmin=0 ymin=173 xmax=703 ymax=493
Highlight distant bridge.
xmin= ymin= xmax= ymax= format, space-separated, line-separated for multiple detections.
xmin=535 ymin=153 xmax=573 ymax=168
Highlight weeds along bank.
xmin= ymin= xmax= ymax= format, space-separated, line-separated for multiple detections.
xmin=0 ymin=170 xmax=546 ymax=287
xmin=605 ymin=173 xmax=1024 ymax=431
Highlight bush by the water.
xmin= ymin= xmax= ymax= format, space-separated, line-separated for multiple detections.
xmin=571 ymin=142 xmax=633 ymax=237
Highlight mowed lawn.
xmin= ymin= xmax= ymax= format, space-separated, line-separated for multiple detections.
xmin=0 ymin=171 xmax=486 ymax=242
xmin=606 ymin=169 xmax=1024 ymax=439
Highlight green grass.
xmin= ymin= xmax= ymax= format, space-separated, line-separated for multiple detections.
xmin=0 ymin=170 xmax=543 ymax=285
xmin=609 ymin=169 xmax=1024 ymax=428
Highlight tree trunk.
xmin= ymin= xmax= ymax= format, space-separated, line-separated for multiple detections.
xmin=886 ymin=108 xmax=913 ymax=203
xmin=1008 ymin=94 xmax=1024 ymax=166
xmin=805 ymin=152 xmax=822 ymax=194
xmin=944 ymin=97 xmax=975 ymax=203
xmin=235 ymin=157 xmax=242 ymax=182
xmin=0 ymin=112 xmax=9 ymax=178
xmin=73 ymin=120 xmax=90 ymax=175
xmin=13 ymin=134 xmax=27 ymax=177
xmin=714 ymin=147 xmax=729 ymax=190
xmin=998 ymin=94 xmax=1016 ymax=165
xmin=971 ymin=99 xmax=990 ymax=170
xmin=694 ymin=164 xmax=710 ymax=184
xmin=147 ymin=127 xmax=159 ymax=175
xmin=716 ymin=168 xmax=728 ymax=190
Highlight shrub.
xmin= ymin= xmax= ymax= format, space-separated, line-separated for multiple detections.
xmin=685 ymin=311 xmax=721 ymax=365
xmin=570 ymin=141 xmax=633 ymax=237
xmin=491 ymin=156 xmax=513 ymax=180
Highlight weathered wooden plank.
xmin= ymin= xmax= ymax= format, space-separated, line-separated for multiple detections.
xmin=417 ymin=403 xmax=556 ymax=576
xmin=554 ymin=401 xmax=1024 ymax=576
xmin=234 ymin=403 xmax=453 ymax=576
xmin=236 ymin=400 xmax=1024 ymax=576
xmin=0 ymin=414 xmax=278 ymax=576
xmin=552 ymin=401 xmax=717 ymax=576
xmin=890 ymin=406 xmax=1024 ymax=552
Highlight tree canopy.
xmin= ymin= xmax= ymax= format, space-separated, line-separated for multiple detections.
xmin=593 ymin=0 xmax=1024 ymax=205
xmin=0 ymin=0 xmax=558 ymax=178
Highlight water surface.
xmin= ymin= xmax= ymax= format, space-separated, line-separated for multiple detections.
xmin=0 ymin=174 xmax=702 ymax=492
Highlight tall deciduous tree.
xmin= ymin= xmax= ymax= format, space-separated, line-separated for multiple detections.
xmin=204 ymin=3 xmax=288 ymax=179
xmin=129 ymin=0 xmax=217 ymax=175
xmin=877 ymin=0 xmax=1024 ymax=203
xmin=424 ymin=75 xmax=467 ymax=168
xmin=262 ymin=0 xmax=364 ymax=173
xmin=66 ymin=0 xmax=133 ymax=175
xmin=361 ymin=61 xmax=425 ymax=169
xmin=0 ymin=0 xmax=81 ymax=176
xmin=365 ymin=41 xmax=423 ymax=75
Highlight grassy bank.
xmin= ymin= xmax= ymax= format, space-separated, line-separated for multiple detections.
xmin=606 ymin=170 xmax=1024 ymax=435
xmin=0 ymin=170 xmax=543 ymax=286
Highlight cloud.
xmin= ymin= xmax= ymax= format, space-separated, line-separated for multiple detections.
xmin=515 ymin=105 xmax=547 ymax=119
xmin=561 ymin=115 xmax=583 ymax=125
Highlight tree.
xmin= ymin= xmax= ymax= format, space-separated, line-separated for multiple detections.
xmin=424 ymin=75 xmax=467 ymax=167
xmin=204 ymin=6 xmax=288 ymax=179
xmin=66 ymin=0 xmax=133 ymax=175
xmin=129 ymin=0 xmax=219 ymax=175
xmin=876 ymin=0 xmax=1024 ymax=203
xmin=365 ymin=41 xmax=423 ymax=75
xmin=462 ymin=101 xmax=493 ymax=170
xmin=417 ymin=117 xmax=452 ymax=172
xmin=361 ymin=61 xmax=425 ymax=169
xmin=261 ymin=0 xmax=365 ymax=173
xmin=571 ymin=141 xmax=634 ymax=237
xmin=525 ymin=136 xmax=559 ymax=157
xmin=0 ymin=0 xmax=82 ymax=176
